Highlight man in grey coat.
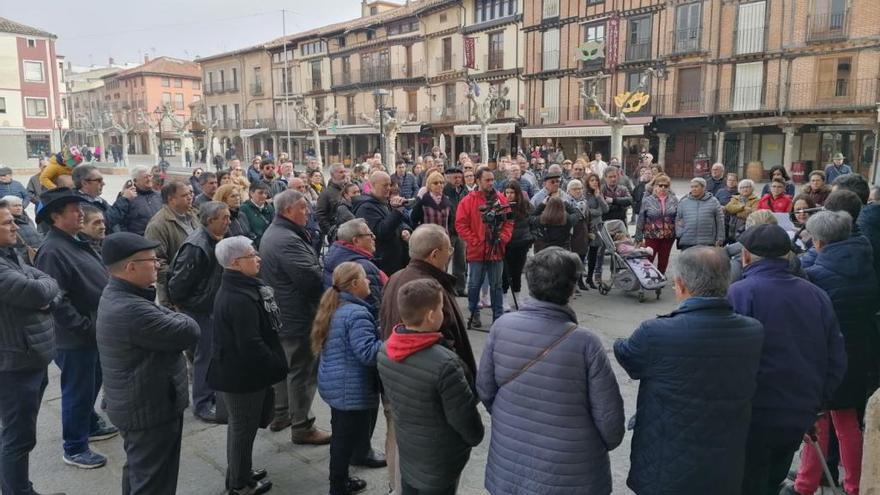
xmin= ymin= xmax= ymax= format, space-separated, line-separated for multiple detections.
xmin=144 ymin=181 xmax=198 ymax=307
xmin=676 ymin=177 xmax=725 ymax=249
xmin=0 ymin=198 xmax=61 ymax=495
xmin=259 ymin=190 xmax=330 ymax=444
xmin=96 ymin=232 xmax=200 ymax=495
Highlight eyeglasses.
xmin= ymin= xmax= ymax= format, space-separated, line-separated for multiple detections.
xmin=656 ymin=184 xmax=670 ymax=188
xmin=129 ymin=257 xmax=160 ymax=265
xmin=84 ymin=178 xmax=105 ymax=184
xmin=355 ymin=232 xmax=376 ymax=239
xmin=235 ymin=253 xmax=260 ymax=261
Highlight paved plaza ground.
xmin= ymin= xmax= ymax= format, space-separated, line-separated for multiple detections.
xmin=13 ymin=167 xmax=756 ymax=495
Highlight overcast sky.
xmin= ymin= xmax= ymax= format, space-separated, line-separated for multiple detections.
xmin=1 ymin=0 xmax=362 ymax=66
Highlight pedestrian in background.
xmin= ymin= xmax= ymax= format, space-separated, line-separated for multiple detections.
xmin=478 ymin=247 xmax=623 ymax=494
xmin=615 ymin=246 xmax=763 ymax=495
xmin=823 ymin=152 xmax=851 ymax=184
xmin=168 ymin=201 xmax=229 ymax=424
xmin=379 ymin=278 xmax=484 ymax=495
xmin=96 ymin=232 xmax=200 ymax=495
xmin=313 ymin=262 xmax=383 ymax=495
xmin=676 ymin=177 xmax=724 ymax=249
xmin=210 ymin=236 xmax=287 ymax=495
xmin=0 ymin=167 xmax=30 ymax=205
xmin=3 ymin=195 xmax=42 ymax=264
xmin=760 ymin=166 xmax=796 ymax=197
xmin=0 ymin=198 xmax=60 ymax=495
xmin=757 ymin=179 xmax=793 ymax=213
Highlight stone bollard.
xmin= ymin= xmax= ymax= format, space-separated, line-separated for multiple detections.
xmin=862 ymin=388 xmax=880 ymax=494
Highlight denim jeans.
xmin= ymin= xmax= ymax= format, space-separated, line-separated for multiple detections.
xmin=55 ymin=348 xmax=101 ymax=456
xmin=467 ymin=261 xmax=504 ymax=321
xmin=0 ymin=368 xmax=48 ymax=495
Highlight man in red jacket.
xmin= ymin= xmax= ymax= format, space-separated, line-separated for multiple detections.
xmin=454 ymin=166 xmax=513 ymax=329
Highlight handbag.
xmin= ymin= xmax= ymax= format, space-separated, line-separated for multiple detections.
xmin=16 ymin=232 xmax=38 ymax=265
xmin=498 ymin=322 xmax=579 ymax=389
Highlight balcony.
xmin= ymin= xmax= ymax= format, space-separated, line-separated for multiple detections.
xmin=716 ymin=84 xmax=780 ymax=113
xmin=807 ymin=11 xmax=848 ymax=42
xmin=542 ymin=50 xmax=560 ymax=72
xmin=433 ymin=55 xmax=459 ymax=75
xmin=218 ymin=118 xmax=241 ymax=130
xmin=626 ymin=39 xmax=651 ymax=62
xmin=787 ymin=78 xmax=878 ymax=112
xmin=668 ymin=27 xmax=702 ymax=55
xmin=304 ymin=78 xmax=323 ymax=92
xmin=241 ymin=118 xmax=275 ymax=129
xmin=654 ymin=92 xmax=710 ymax=116
xmin=205 ymin=82 xmax=224 ymax=94
xmin=361 ymin=65 xmax=392 ymax=84
xmin=430 ymin=103 xmax=469 ymax=123
xmin=250 ymin=82 xmax=264 ymax=96
xmin=734 ymin=25 xmax=767 ymax=55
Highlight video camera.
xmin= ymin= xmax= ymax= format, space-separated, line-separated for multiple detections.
xmin=478 ymin=199 xmax=515 ymax=226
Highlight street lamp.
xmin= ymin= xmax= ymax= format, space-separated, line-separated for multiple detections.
xmin=374 ymin=89 xmax=391 ymax=164
xmin=154 ymin=106 xmax=165 ymax=168
xmin=54 ymin=115 xmax=64 ymax=151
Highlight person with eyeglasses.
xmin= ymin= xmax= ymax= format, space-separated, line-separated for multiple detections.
xmin=72 ymin=164 xmax=126 ymax=233
xmin=634 ymin=173 xmax=678 ymax=274
xmin=96 ymin=232 xmax=200 ymax=495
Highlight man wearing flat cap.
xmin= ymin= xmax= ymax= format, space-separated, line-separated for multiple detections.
xmin=727 ymin=224 xmax=847 ymax=495
xmin=529 ymin=164 xmax=573 ymax=208
xmin=33 ymin=188 xmax=117 ymax=469
xmin=96 ymin=232 xmax=200 ymax=495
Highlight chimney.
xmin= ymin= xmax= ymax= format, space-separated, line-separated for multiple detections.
xmin=109 ymin=57 xmax=114 ymax=66
xmin=144 ymin=54 xmax=149 ymax=64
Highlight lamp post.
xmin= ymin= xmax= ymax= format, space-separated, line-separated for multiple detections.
xmin=374 ymin=89 xmax=391 ymax=164
xmin=54 ymin=115 xmax=64 ymax=151
xmin=154 ymin=106 xmax=166 ymax=168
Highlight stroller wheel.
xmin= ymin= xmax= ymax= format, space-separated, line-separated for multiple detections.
xmin=638 ymin=291 xmax=646 ymax=303
xmin=656 ymin=289 xmax=662 ymax=300
xmin=598 ymin=284 xmax=609 ymax=296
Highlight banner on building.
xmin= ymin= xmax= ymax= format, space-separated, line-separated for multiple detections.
xmin=606 ymin=16 xmax=619 ymax=70
xmin=464 ymin=37 xmax=476 ymax=69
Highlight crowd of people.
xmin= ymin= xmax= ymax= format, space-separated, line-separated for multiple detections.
xmin=0 ymin=143 xmax=878 ymax=495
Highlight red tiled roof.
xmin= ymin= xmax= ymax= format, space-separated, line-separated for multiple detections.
xmin=0 ymin=16 xmax=55 ymax=38
xmin=108 ymin=56 xmax=201 ymax=80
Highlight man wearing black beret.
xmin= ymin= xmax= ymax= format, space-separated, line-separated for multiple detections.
xmin=96 ymin=232 xmax=200 ymax=494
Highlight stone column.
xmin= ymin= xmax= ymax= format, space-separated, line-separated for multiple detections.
xmin=657 ymin=133 xmax=668 ymax=168
xmin=349 ymin=137 xmax=356 ymax=163
xmin=738 ymin=132 xmax=747 ymax=178
xmin=716 ymin=131 xmax=725 ymax=165
xmin=782 ymin=126 xmax=796 ymax=174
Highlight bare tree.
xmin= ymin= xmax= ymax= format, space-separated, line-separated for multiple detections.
xmin=466 ymin=80 xmax=509 ymax=165
xmin=292 ymin=97 xmax=336 ymax=168
xmin=359 ymin=108 xmax=408 ymax=171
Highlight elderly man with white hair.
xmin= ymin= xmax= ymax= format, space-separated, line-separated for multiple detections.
xmin=2 ymin=195 xmax=42 ymax=263
xmin=352 ymin=171 xmax=412 ymax=275
xmin=316 ymin=163 xmax=348 ymax=236
xmin=675 ymin=177 xmax=725 ymax=250
xmin=210 ymin=236 xmax=287 ymax=495
xmin=112 ymin=166 xmax=162 ymax=236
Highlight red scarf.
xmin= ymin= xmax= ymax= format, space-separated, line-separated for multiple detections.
xmin=385 ymin=325 xmax=442 ymax=362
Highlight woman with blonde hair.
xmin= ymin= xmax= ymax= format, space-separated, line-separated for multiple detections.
xmin=214 ymin=184 xmax=252 ymax=238
xmin=312 ymin=261 xmax=382 ymax=495
xmin=229 ymin=164 xmax=250 ymax=196
xmin=411 ymin=171 xmax=453 ymax=233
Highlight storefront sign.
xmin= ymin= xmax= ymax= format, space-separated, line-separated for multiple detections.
xmin=520 ymin=124 xmax=643 ymax=139
xmin=606 ymin=16 xmax=619 ymax=71
xmin=453 ymin=123 xmax=517 ymax=135
xmin=399 ymin=123 xmax=423 ymax=134
xmin=327 ymin=125 xmax=378 ymax=135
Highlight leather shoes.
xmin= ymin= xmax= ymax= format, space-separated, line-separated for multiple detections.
xmin=351 ymin=450 xmax=386 ymax=468
xmin=268 ymin=417 xmax=291 ymax=432
xmin=229 ymin=478 xmax=272 ymax=495
xmin=467 ymin=312 xmax=482 ymax=329
xmin=251 ymin=468 xmax=267 ymax=481
xmin=291 ymin=428 xmax=331 ymax=445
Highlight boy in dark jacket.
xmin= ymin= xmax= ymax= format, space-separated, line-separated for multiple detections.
xmin=378 ymin=279 xmax=483 ymax=495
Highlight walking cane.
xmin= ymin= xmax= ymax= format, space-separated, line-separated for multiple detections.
xmin=803 ymin=426 xmax=844 ymax=494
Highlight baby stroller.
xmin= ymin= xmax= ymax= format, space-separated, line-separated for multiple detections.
xmin=596 ymin=220 xmax=666 ymax=302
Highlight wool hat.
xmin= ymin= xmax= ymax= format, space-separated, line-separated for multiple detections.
xmin=739 ymin=224 xmax=791 ymax=258
xmin=0 ymin=166 xmax=12 ymax=176
xmin=832 ymin=152 xmax=845 ymax=160
xmin=543 ymin=170 xmax=562 ymax=181
xmin=102 ymin=232 xmax=160 ymax=266
xmin=35 ymin=187 xmax=89 ymax=224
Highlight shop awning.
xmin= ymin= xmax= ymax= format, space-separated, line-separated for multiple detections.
xmin=520 ymin=123 xmax=644 ymax=139
xmin=453 ymin=123 xmax=517 ymax=135
xmin=399 ymin=123 xmax=424 ymax=134
xmin=327 ymin=125 xmax=378 ymax=136
xmin=240 ymin=128 xmax=269 ymax=138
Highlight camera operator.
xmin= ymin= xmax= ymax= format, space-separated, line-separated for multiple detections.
xmin=353 ymin=171 xmax=413 ymax=276
xmin=454 ymin=166 xmax=513 ymax=329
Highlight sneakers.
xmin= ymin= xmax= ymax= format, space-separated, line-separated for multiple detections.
xmin=291 ymin=427 xmax=331 ymax=445
xmin=62 ymin=449 xmax=107 ymax=469
xmin=89 ymin=416 xmax=119 ymax=442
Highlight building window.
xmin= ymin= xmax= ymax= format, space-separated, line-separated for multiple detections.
xmin=210 ymin=106 xmax=217 ymax=121
xmin=475 ymin=0 xmax=515 ymax=23
xmin=0 ymin=97 xmax=5 ymax=113
xmin=234 ymin=104 xmax=240 ymax=121
xmin=444 ymin=83 xmax=456 ymax=112
xmin=25 ymin=97 xmax=48 ymax=117
xmin=733 ymin=61 xmax=764 ymax=111
xmin=439 ymin=13 xmax=447 ymax=23
xmin=407 ymin=91 xmax=418 ymax=120
xmin=673 ymin=2 xmax=702 ymax=54
xmin=583 ymin=79 xmax=606 ymax=118
xmin=172 ymin=78 xmax=182 ymax=88
xmin=367 ymin=30 xmax=374 ymax=41
xmin=174 ymin=93 xmax=184 ymax=110
xmin=627 ymin=15 xmax=652 ymax=61
xmin=310 ymin=60 xmax=322 ymax=90
xmin=231 ymin=68 xmax=238 ymax=90
xmin=736 ymin=1 xmax=766 ymax=54
xmin=338 ymin=36 xmax=346 ymax=48
xmin=809 ymin=0 xmax=847 ymax=40
xmin=23 ymin=61 xmax=44 ymax=82
xmin=346 ymin=95 xmax=356 ymax=124
xmin=817 ymin=56 xmax=852 ymax=98
xmin=442 ymin=37 xmax=452 ymax=71
xmin=193 ymin=80 xmax=200 ymax=90
xmin=488 ymin=32 xmax=504 ymax=70
xmin=676 ymin=67 xmax=702 ymax=113
xmin=542 ymin=29 xmax=560 ymax=71
xmin=543 ymin=0 xmax=560 ymax=19
xmin=314 ymin=97 xmax=325 ymax=120
xmin=162 ymin=92 xmax=171 ymax=106
xmin=583 ymin=22 xmax=606 ymax=68
xmin=542 ymin=79 xmax=559 ymax=124
xmin=26 ymin=38 xmax=36 ymax=48
xmin=388 ymin=18 xmax=419 ymax=35
xmin=161 ymin=77 xmax=170 ymax=87
xmin=301 ymin=40 xmax=326 ymax=56
xmin=370 ymin=6 xmax=378 ymax=15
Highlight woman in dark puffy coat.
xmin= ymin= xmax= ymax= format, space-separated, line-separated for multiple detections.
xmin=210 ymin=236 xmax=288 ymax=495
xmin=582 ymin=173 xmax=608 ymax=287
xmin=792 ymin=210 xmax=879 ymax=495
xmin=501 ymin=180 xmax=533 ymax=303
xmin=531 ymin=196 xmax=581 ymax=252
